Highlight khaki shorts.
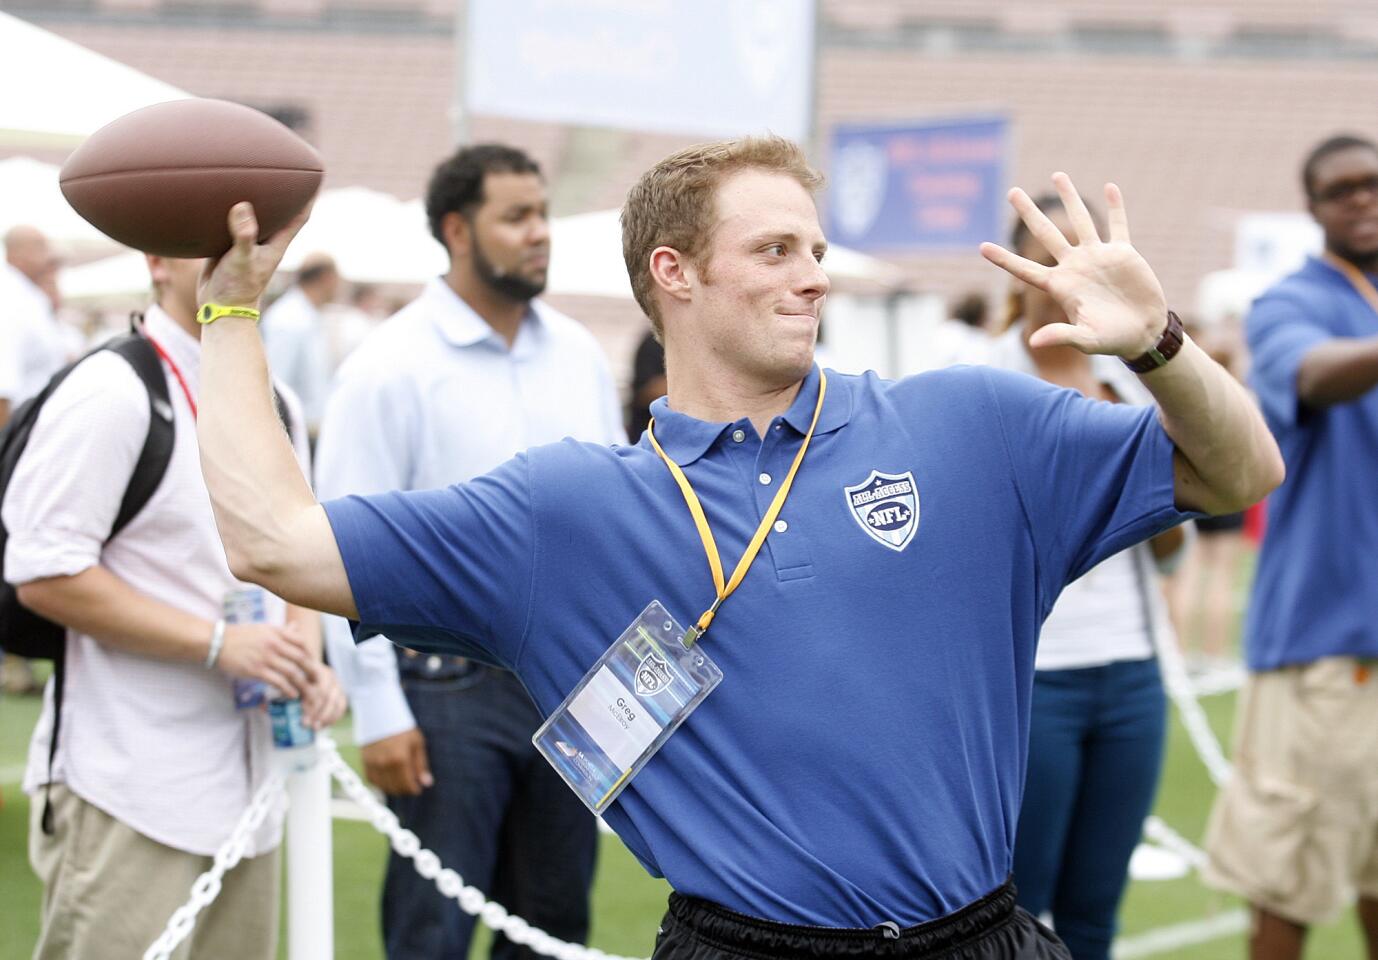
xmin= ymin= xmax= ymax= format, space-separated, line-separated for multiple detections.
xmin=28 ymin=783 xmax=280 ymax=960
xmin=1204 ymin=657 xmax=1378 ymax=925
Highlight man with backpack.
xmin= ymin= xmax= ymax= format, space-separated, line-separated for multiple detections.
xmin=3 ymin=253 xmax=346 ymax=959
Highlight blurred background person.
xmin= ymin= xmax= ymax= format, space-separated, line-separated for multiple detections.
xmin=1 ymin=226 xmax=76 ymax=696
xmin=989 ymin=196 xmax=1187 ymax=960
xmin=1205 ymin=133 xmax=1378 ymax=960
xmin=3 ymin=226 xmax=72 ymax=409
xmin=261 ymin=251 xmax=340 ymax=442
xmin=316 ymin=143 xmax=623 ymax=960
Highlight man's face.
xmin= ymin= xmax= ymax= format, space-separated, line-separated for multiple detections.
xmin=148 ymin=255 xmax=207 ymax=324
xmin=8 ymin=235 xmax=57 ymax=288
xmin=1309 ymin=146 xmax=1378 ymax=260
xmin=684 ymin=169 xmax=830 ymax=386
xmin=465 ymin=171 xmax=550 ymax=302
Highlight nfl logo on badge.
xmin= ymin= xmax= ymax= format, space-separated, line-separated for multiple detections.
xmin=844 ymin=470 xmax=919 ymax=552
xmin=635 ymin=651 xmax=675 ymax=697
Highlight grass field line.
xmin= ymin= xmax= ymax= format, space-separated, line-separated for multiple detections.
xmin=1112 ymin=909 xmax=1249 ymax=958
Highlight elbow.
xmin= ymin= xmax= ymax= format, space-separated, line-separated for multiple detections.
xmin=1217 ymin=441 xmax=1286 ymax=516
xmin=16 ymin=579 xmax=62 ymax=622
xmin=224 ymin=540 xmax=281 ymax=587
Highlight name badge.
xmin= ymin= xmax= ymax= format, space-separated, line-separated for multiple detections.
xmin=533 ymin=600 xmax=721 ymax=815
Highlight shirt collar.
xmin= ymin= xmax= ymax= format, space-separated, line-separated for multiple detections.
xmin=422 ymin=277 xmax=544 ymax=355
xmin=647 ymin=365 xmax=853 ymax=465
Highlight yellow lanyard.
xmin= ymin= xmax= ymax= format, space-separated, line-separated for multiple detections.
xmin=1324 ymin=252 xmax=1378 ymax=315
xmin=646 ymin=371 xmax=828 ymax=646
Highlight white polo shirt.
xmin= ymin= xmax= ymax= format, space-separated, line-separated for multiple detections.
xmin=8 ymin=305 xmax=308 ymax=857
xmin=315 ymin=277 xmax=624 ymax=745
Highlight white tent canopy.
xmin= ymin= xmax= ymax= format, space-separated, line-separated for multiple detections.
xmin=0 ymin=12 xmax=189 ymax=146
xmin=62 ymin=191 xmax=905 ymax=300
xmin=0 ymin=157 xmax=123 ymax=256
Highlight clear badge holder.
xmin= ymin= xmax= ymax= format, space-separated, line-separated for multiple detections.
xmin=533 ymin=600 xmax=722 ymax=816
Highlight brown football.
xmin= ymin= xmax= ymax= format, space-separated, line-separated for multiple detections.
xmin=60 ymin=98 xmax=324 ymax=258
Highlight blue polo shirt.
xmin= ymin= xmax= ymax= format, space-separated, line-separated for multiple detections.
xmin=323 ymin=365 xmax=1187 ymax=927
xmin=1245 ymin=255 xmax=1378 ymax=671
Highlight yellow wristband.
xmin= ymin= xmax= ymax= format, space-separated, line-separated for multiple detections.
xmin=197 ymin=303 xmax=261 ymax=325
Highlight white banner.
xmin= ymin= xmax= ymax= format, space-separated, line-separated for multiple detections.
xmin=465 ymin=0 xmax=816 ymax=141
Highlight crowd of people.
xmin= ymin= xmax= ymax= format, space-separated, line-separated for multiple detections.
xmin=0 ymin=129 xmax=1374 ymax=960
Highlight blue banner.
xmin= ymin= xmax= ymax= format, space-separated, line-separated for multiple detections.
xmin=828 ymin=117 xmax=1009 ymax=252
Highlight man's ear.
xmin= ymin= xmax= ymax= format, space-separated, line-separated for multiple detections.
xmin=442 ymin=211 xmax=472 ymax=260
xmin=649 ymin=245 xmax=695 ymax=308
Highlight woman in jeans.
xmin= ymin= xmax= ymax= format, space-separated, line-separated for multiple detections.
xmin=987 ymin=197 xmax=1190 ymax=960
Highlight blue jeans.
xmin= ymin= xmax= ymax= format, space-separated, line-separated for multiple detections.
xmin=382 ymin=663 xmax=598 ymax=960
xmin=1012 ymin=658 xmax=1166 ymax=960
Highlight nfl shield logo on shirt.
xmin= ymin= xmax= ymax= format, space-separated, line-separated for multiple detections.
xmin=635 ymin=650 xmax=675 ymax=697
xmin=844 ymin=470 xmax=920 ymax=552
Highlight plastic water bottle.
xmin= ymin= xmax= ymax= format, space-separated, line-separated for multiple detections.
xmin=222 ymin=586 xmax=314 ymax=750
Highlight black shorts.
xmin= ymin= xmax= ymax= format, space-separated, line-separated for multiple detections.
xmin=651 ymin=880 xmax=1069 ymax=959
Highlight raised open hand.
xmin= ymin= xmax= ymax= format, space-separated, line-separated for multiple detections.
xmin=980 ymin=173 xmax=1168 ymax=359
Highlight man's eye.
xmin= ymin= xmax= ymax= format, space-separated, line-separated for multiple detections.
xmin=766 ymin=243 xmax=786 ymax=256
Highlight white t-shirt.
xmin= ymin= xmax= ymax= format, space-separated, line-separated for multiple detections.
xmin=0 ymin=263 xmax=69 ymax=405
xmin=9 ymin=305 xmax=309 ymax=856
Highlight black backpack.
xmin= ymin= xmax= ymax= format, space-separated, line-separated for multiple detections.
xmin=0 ymin=329 xmax=176 ymax=661
xmin=0 ymin=319 xmax=293 ymax=832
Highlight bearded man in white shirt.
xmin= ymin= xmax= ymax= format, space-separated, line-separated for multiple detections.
xmin=8 ymin=253 xmax=346 ymax=960
xmin=316 ymin=143 xmax=624 ymax=960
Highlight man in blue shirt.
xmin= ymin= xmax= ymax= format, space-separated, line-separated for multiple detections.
xmin=193 ymin=138 xmax=1281 ymax=959
xmin=1204 ymin=134 xmax=1378 ymax=960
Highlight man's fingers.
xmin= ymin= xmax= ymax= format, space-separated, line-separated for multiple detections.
xmin=228 ymin=201 xmax=258 ymax=255
xmin=1007 ymin=188 xmax=1072 ymax=260
xmin=262 ymin=668 xmax=301 ymax=699
xmin=412 ymin=736 xmax=434 ymax=790
xmin=1105 ymin=182 xmax=1131 ymax=244
xmin=1051 ymin=172 xmax=1101 ymax=245
xmin=1027 ymin=321 xmax=1097 ymax=353
xmin=980 ymin=242 xmax=1050 ymax=287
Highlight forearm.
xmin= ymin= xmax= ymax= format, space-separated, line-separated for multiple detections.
xmin=198 ymin=316 xmax=318 ymax=579
xmin=17 ymin=566 xmax=212 ymax=662
xmin=1295 ymin=336 xmax=1378 ymax=407
xmin=1140 ymin=338 xmax=1285 ymax=514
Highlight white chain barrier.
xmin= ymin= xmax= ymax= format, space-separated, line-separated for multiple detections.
xmin=320 ymin=739 xmax=644 ymax=960
xmin=143 ymin=769 xmax=287 ymax=960
xmin=1142 ymin=816 xmax=1209 ymax=871
xmin=1152 ymin=623 xmax=1234 ymax=788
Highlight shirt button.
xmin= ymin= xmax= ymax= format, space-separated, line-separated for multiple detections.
xmin=732 ymin=429 xmax=745 ymax=443
xmin=427 ymin=655 xmax=442 ymax=672
xmin=758 ymin=473 xmax=772 ymax=486
xmin=774 ymin=520 xmax=789 ymax=533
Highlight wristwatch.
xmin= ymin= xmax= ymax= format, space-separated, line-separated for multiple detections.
xmin=1122 ymin=310 xmax=1185 ymax=374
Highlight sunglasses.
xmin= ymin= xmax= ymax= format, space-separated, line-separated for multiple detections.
xmin=1314 ymin=174 xmax=1378 ymax=205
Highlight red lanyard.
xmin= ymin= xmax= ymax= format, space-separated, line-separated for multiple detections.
xmin=144 ymin=335 xmax=197 ymax=420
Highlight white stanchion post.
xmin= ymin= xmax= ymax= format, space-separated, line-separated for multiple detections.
xmin=284 ymin=742 xmax=333 ymax=960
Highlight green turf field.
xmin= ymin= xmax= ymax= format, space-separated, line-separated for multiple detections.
xmin=0 ymin=674 xmax=1364 ymax=959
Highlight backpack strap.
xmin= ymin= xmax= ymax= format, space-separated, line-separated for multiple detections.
xmin=105 ymin=333 xmax=175 ymax=539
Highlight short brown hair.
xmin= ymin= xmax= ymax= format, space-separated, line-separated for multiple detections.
xmin=621 ymin=136 xmax=823 ymax=337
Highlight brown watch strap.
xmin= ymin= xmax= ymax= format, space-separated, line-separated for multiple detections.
xmin=1123 ymin=310 xmax=1185 ymax=374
